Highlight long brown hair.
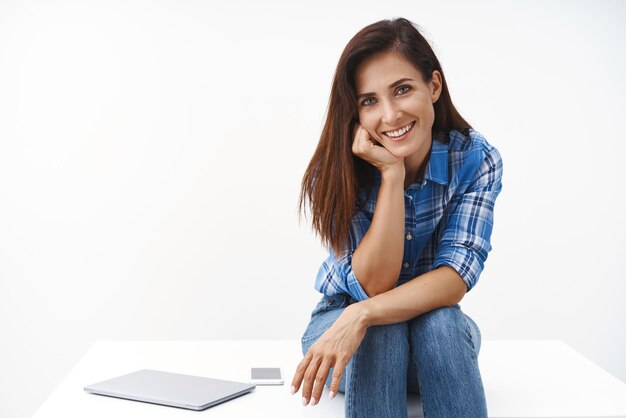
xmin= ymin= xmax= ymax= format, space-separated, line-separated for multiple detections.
xmin=299 ymin=17 xmax=472 ymax=255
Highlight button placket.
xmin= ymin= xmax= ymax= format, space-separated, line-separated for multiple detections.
xmin=403 ymin=191 xmax=415 ymax=273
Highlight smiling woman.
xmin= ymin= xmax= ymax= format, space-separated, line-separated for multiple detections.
xmin=354 ymin=51 xmax=442 ymax=189
xmin=292 ymin=17 xmax=503 ymax=418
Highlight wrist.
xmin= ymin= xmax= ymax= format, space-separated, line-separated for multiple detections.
xmin=347 ymin=300 xmax=374 ymax=329
xmin=380 ymin=164 xmax=405 ymax=182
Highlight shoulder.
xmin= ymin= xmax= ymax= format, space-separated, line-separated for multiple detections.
xmin=448 ymin=128 xmax=498 ymax=157
xmin=449 ymin=128 xmax=501 ymax=164
xmin=447 ymin=128 xmax=503 ymax=188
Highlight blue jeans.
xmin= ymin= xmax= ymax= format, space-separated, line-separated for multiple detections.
xmin=300 ymin=293 xmax=488 ymax=418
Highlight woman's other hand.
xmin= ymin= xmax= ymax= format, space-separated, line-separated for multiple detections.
xmin=352 ymin=123 xmax=404 ymax=175
xmin=291 ymin=303 xmax=369 ymax=406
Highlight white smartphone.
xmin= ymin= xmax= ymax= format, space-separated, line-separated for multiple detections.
xmin=249 ymin=367 xmax=283 ymax=385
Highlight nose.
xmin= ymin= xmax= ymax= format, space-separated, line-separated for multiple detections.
xmin=381 ymin=99 xmax=401 ymax=126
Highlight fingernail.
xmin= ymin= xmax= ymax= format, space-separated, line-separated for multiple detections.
xmin=312 ymin=397 xmax=318 ymax=406
xmin=290 ymin=385 xmax=296 ymax=395
xmin=329 ymin=390 xmax=336 ymax=400
xmin=302 ymin=397 xmax=309 ymax=406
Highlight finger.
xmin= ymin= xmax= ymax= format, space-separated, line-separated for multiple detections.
xmin=352 ymin=124 xmax=365 ymax=152
xmin=328 ymin=357 xmax=348 ymax=400
xmin=301 ymin=355 xmax=322 ymax=406
xmin=291 ymin=353 xmax=313 ymax=394
xmin=311 ymin=358 xmax=333 ymax=406
xmin=352 ymin=125 xmax=373 ymax=154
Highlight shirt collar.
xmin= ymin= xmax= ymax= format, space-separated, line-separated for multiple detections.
xmin=371 ymin=134 xmax=449 ymax=187
xmin=423 ymin=136 xmax=449 ymax=186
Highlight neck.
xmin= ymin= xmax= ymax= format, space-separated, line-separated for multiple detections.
xmin=403 ymin=138 xmax=433 ymax=188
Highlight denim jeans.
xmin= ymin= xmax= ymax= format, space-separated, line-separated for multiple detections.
xmin=300 ymin=293 xmax=488 ymax=418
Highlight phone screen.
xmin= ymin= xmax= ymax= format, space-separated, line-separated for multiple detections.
xmin=251 ymin=368 xmax=281 ymax=379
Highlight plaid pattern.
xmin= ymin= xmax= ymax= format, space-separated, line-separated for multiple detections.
xmin=314 ymin=128 xmax=503 ymax=301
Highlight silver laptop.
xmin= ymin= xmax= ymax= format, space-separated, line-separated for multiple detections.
xmin=84 ymin=369 xmax=256 ymax=410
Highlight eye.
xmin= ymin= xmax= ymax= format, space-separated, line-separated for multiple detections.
xmin=361 ymin=97 xmax=375 ymax=107
xmin=360 ymin=86 xmax=411 ymax=107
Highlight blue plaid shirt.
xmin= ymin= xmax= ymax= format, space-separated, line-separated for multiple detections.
xmin=314 ymin=128 xmax=503 ymax=301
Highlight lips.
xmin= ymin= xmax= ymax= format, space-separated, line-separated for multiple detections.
xmin=382 ymin=121 xmax=415 ymax=141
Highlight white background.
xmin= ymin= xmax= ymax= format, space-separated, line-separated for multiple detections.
xmin=1 ymin=1 xmax=625 ymax=417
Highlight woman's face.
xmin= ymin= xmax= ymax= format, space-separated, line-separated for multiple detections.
xmin=354 ymin=50 xmax=442 ymax=176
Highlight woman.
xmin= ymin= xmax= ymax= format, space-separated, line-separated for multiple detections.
xmin=291 ymin=17 xmax=502 ymax=418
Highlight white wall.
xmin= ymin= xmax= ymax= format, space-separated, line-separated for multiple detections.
xmin=1 ymin=1 xmax=625 ymax=417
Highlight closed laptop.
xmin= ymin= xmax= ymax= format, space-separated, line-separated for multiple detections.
xmin=84 ymin=369 xmax=256 ymax=410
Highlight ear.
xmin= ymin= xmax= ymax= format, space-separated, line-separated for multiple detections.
xmin=431 ymin=70 xmax=443 ymax=104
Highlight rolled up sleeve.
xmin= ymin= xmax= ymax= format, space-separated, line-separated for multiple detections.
xmin=314 ymin=210 xmax=371 ymax=301
xmin=433 ymin=146 xmax=503 ymax=292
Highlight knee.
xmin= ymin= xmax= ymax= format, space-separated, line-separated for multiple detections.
xmin=359 ymin=322 xmax=409 ymax=363
xmin=364 ymin=322 xmax=409 ymax=343
xmin=410 ymin=305 xmax=467 ymax=348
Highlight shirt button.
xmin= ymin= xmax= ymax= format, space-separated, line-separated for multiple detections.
xmin=406 ymin=233 xmax=412 ymax=240
xmin=403 ymin=262 xmax=409 ymax=268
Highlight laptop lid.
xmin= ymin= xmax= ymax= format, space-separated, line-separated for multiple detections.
xmin=84 ymin=369 xmax=256 ymax=411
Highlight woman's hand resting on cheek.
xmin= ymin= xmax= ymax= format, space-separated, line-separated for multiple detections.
xmin=351 ymin=123 xmax=404 ymax=175
xmin=291 ymin=303 xmax=369 ymax=406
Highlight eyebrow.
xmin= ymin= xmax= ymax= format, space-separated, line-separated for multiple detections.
xmin=356 ymin=78 xmax=414 ymax=99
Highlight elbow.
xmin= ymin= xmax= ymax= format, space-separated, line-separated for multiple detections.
xmin=353 ymin=262 xmax=401 ymax=299
xmin=440 ymin=266 xmax=468 ymax=305
xmin=361 ymin=273 xmax=399 ymax=298
xmin=362 ymin=285 xmax=382 ymax=298
xmin=443 ymin=288 xmax=465 ymax=307
xmin=363 ymin=287 xmax=386 ymax=299
xmin=450 ymin=287 xmax=466 ymax=305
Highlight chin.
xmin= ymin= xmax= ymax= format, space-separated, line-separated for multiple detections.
xmin=387 ymin=142 xmax=424 ymax=158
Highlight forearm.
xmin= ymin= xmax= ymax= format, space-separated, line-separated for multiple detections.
xmin=352 ymin=266 xmax=467 ymax=327
xmin=351 ymin=168 xmax=405 ymax=297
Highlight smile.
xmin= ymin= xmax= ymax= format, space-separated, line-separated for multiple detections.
xmin=383 ymin=121 xmax=415 ymax=141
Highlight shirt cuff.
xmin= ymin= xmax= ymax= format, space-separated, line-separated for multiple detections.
xmin=433 ymin=246 xmax=483 ymax=292
xmin=345 ymin=270 xmax=370 ymax=301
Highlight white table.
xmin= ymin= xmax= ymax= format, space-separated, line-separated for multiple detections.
xmin=33 ymin=340 xmax=626 ymax=418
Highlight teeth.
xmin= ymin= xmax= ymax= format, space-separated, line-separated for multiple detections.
xmin=385 ymin=122 xmax=413 ymax=138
